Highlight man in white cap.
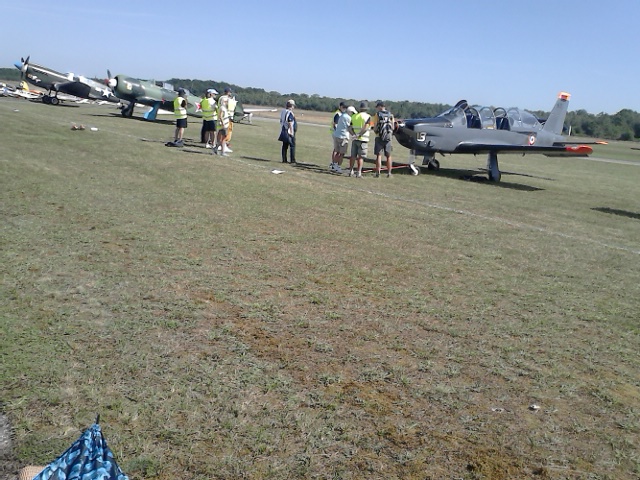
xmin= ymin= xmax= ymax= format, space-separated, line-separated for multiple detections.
xmin=330 ymin=104 xmax=357 ymax=173
xmin=201 ymin=88 xmax=218 ymax=149
xmin=279 ymin=99 xmax=297 ymax=163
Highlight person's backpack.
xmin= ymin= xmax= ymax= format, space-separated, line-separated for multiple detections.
xmin=376 ymin=110 xmax=394 ymax=142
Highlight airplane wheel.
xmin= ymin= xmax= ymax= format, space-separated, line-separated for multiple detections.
xmin=489 ymin=171 xmax=501 ymax=182
xmin=43 ymin=95 xmax=51 ymax=104
xmin=427 ymin=159 xmax=440 ymax=170
xmin=50 ymin=97 xmax=59 ymax=105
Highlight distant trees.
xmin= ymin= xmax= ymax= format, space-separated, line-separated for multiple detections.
xmin=1 ymin=67 xmax=638 ymax=141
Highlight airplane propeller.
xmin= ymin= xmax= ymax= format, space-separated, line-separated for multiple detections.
xmin=19 ymin=55 xmax=30 ymax=79
xmin=106 ymin=69 xmax=117 ymax=89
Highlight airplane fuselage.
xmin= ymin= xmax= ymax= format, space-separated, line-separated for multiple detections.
xmin=395 ymin=119 xmax=564 ymax=154
xmin=392 ymin=94 xmax=592 ymax=181
xmin=14 ymin=60 xmax=119 ymax=103
xmin=109 ymin=75 xmax=202 ymax=118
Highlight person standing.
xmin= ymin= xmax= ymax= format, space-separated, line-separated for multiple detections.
xmin=371 ymin=101 xmax=395 ymax=177
xmin=330 ymin=101 xmax=346 ymax=167
xmin=200 ymin=88 xmax=218 ymax=149
xmin=330 ymin=104 xmax=357 ymax=173
xmin=216 ymin=87 xmax=233 ymax=156
xmin=279 ymin=99 xmax=297 ymax=163
xmin=348 ymin=101 xmax=372 ymax=178
xmin=172 ymin=88 xmax=188 ymax=146
xmin=225 ymin=91 xmax=238 ymax=151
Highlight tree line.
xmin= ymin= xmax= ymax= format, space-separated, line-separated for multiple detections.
xmin=2 ymin=68 xmax=638 ymax=141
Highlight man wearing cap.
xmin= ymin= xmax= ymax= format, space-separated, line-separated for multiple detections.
xmin=201 ymin=89 xmax=218 ymax=149
xmin=330 ymin=104 xmax=357 ymax=173
xmin=371 ymin=101 xmax=395 ymax=177
xmin=216 ymin=87 xmax=233 ymax=156
xmin=348 ymin=101 xmax=372 ymax=178
xmin=172 ymin=88 xmax=188 ymax=146
xmin=278 ymin=99 xmax=297 ymax=163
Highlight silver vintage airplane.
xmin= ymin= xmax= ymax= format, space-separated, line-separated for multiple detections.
xmin=394 ymin=92 xmax=606 ymax=181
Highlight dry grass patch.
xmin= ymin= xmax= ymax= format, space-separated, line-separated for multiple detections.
xmin=1 ymin=98 xmax=639 ymax=479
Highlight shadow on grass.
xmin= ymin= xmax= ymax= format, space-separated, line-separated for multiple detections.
xmin=592 ymin=207 xmax=640 ymax=220
xmin=94 ymin=112 xmax=175 ymax=125
xmin=416 ymin=167 xmax=545 ymax=192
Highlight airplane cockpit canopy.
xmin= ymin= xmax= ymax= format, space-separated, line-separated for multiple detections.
xmin=505 ymin=108 xmax=541 ymax=130
xmin=435 ymin=101 xmax=543 ymax=131
xmin=436 ymin=100 xmax=468 ymax=127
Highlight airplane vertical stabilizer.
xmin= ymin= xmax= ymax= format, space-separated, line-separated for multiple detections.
xmin=542 ymin=92 xmax=570 ymax=135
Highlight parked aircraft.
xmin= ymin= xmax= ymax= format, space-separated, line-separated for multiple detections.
xmin=394 ymin=92 xmax=605 ymax=181
xmin=107 ymin=73 xmax=203 ymax=120
xmin=236 ymin=106 xmax=278 ymax=124
xmin=14 ymin=56 xmax=119 ymax=105
xmin=106 ymin=72 xmax=273 ymax=123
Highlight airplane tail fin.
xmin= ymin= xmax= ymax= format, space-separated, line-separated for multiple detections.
xmin=542 ymin=92 xmax=570 ymax=135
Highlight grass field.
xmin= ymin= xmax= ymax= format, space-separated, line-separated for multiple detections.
xmin=1 ymin=97 xmax=639 ymax=480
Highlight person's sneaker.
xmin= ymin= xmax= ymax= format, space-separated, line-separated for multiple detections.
xmin=205 ymin=142 xmax=211 ymax=148
xmin=374 ymin=172 xmax=380 ymax=178
xmin=333 ymin=164 xmax=343 ymax=173
xmin=224 ymin=147 xmax=233 ymax=153
xmin=355 ymin=172 xmax=362 ymax=178
xmin=386 ymin=172 xmax=392 ymax=178
xmin=348 ymin=170 xmax=354 ymax=177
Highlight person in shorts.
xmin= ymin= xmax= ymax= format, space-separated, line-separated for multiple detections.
xmin=201 ymin=88 xmax=218 ymax=148
xmin=371 ymin=101 xmax=395 ymax=177
xmin=330 ymin=104 xmax=356 ymax=173
xmin=172 ymin=88 xmax=188 ymax=146
xmin=348 ymin=101 xmax=372 ymax=178
xmin=215 ymin=87 xmax=232 ymax=156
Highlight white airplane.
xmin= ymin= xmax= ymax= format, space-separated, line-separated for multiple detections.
xmin=236 ymin=104 xmax=278 ymax=124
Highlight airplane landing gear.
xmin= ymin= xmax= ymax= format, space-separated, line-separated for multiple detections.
xmin=422 ymin=154 xmax=440 ymax=170
xmin=42 ymin=95 xmax=51 ymax=104
xmin=487 ymin=151 xmax=501 ymax=182
xmin=50 ymin=96 xmax=59 ymax=105
xmin=121 ymin=102 xmax=135 ymax=117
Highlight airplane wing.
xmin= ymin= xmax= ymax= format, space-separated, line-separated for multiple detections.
xmin=10 ymin=89 xmax=43 ymax=100
xmin=454 ymin=142 xmax=594 ymax=157
xmin=243 ymin=107 xmax=278 ymax=113
xmin=53 ymin=81 xmax=117 ymax=101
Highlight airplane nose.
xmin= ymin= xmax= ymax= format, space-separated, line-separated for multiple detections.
xmin=108 ymin=78 xmax=117 ymax=88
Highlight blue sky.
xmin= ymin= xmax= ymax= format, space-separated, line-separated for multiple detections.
xmin=2 ymin=0 xmax=638 ymax=114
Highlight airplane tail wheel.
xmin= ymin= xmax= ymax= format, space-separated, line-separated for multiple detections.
xmin=50 ymin=97 xmax=59 ymax=105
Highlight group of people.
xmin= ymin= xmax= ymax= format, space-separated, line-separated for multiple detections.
xmin=278 ymin=99 xmax=396 ymax=177
xmin=170 ymin=88 xmax=395 ymax=173
xmin=330 ymin=100 xmax=395 ymax=177
xmin=170 ymin=86 xmax=236 ymax=156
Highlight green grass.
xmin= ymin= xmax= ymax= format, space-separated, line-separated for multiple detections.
xmin=1 ymin=98 xmax=640 ymax=479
